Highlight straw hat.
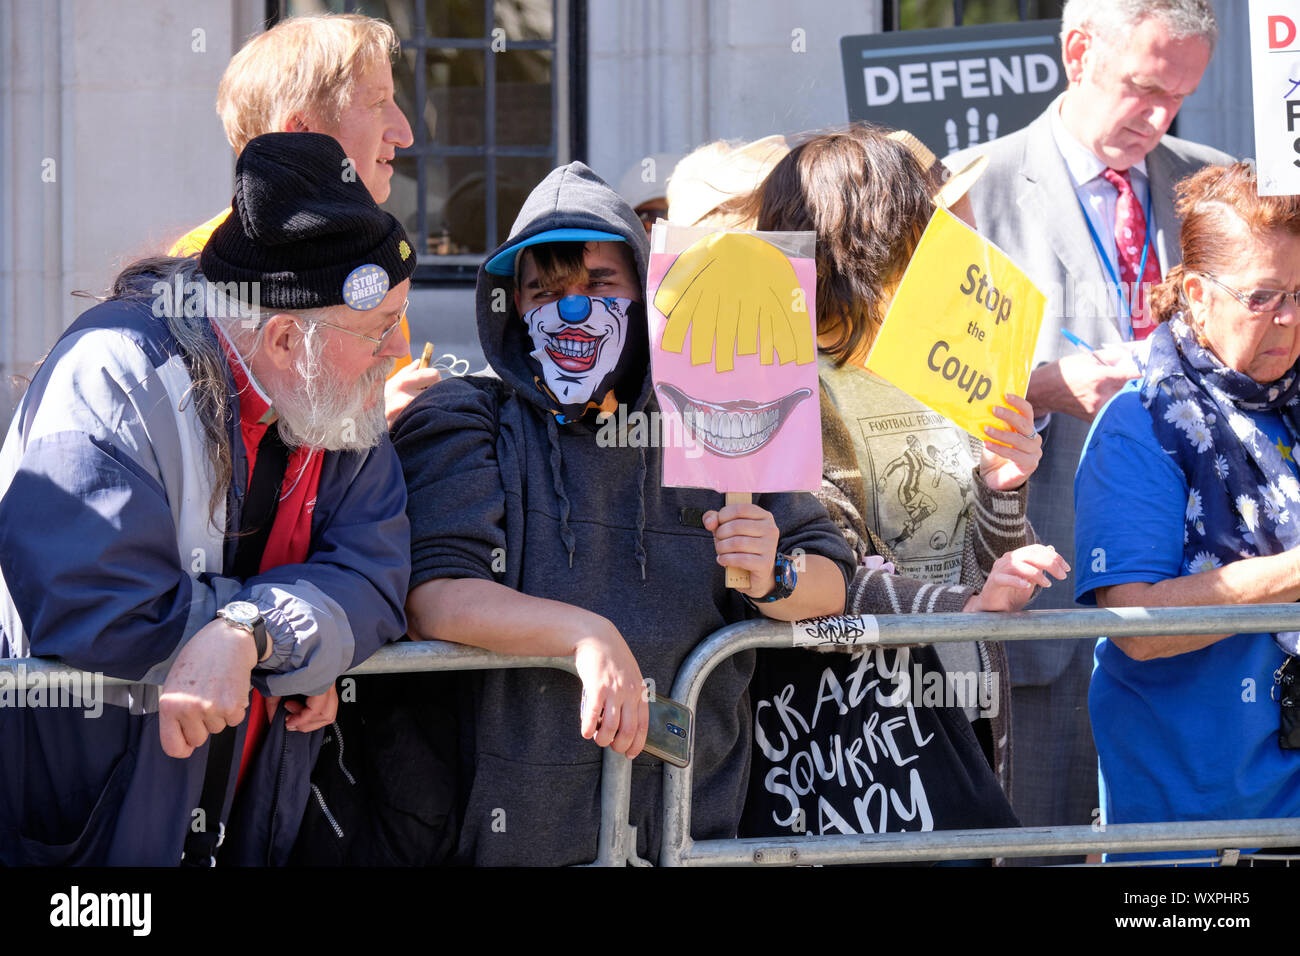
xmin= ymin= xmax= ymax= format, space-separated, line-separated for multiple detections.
xmin=886 ymin=129 xmax=988 ymax=212
xmin=666 ymin=134 xmax=790 ymax=228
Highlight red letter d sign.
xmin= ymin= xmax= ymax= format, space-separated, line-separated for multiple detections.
xmin=1270 ymin=15 xmax=1297 ymax=50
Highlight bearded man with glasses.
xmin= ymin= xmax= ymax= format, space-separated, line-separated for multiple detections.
xmin=0 ymin=132 xmax=413 ymax=866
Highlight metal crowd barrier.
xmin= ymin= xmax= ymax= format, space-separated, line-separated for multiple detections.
xmin=6 ymin=603 xmax=1300 ymax=866
xmin=660 ymin=605 xmax=1300 ymax=867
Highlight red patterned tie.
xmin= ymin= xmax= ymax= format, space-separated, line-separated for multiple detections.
xmin=1101 ymin=167 xmax=1162 ymax=339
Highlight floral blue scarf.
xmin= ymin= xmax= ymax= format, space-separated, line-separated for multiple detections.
xmin=1141 ymin=315 xmax=1300 ymax=655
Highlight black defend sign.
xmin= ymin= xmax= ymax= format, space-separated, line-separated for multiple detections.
xmin=841 ymin=20 xmax=1066 ymax=159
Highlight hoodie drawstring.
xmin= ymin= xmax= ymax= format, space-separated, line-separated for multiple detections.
xmin=545 ymin=413 xmax=577 ymax=568
xmin=635 ymin=444 xmax=648 ymax=581
xmin=544 ymin=408 xmax=650 ymax=580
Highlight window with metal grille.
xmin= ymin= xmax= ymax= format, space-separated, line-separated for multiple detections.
xmin=271 ymin=0 xmax=584 ymax=281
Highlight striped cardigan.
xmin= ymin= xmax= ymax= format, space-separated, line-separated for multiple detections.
xmin=815 ymin=379 xmax=1036 ymax=796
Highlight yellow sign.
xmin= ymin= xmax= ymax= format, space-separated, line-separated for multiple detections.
xmin=864 ymin=206 xmax=1045 ymax=440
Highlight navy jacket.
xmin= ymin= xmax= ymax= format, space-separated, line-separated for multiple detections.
xmin=0 ymin=292 xmax=409 ymax=865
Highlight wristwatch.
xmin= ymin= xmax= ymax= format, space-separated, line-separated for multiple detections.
xmin=745 ymin=552 xmax=798 ymax=605
xmin=216 ymin=600 xmax=269 ymax=660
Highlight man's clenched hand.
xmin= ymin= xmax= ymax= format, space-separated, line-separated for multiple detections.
xmin=158 ymin=619 xmax=259 ymax=759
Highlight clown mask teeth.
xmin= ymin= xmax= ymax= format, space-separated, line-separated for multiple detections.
xmin=524 ymin=295 xmax=636 ymax=410
xmin=546 ymin=329 xmax=602 ymax=371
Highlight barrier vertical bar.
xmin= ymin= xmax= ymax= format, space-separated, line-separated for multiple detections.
xmin=586 ymin=748 xmax=650 ymax=866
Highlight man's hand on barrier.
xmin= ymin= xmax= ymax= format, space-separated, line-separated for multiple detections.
xmin=284 ymin=685 xmax=339 ymax=733
xmin=574 ymin=621 xmax=649 ymax=759
xmin=404 ymin=578 xmax=652 ymax=755
xmin=159 ymin=619 xmax=258 ymax=759
xmin=964 ymin=544 xmax=1070 ymax=613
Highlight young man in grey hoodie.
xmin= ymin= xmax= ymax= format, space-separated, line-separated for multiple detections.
xmin=392 ymin=162 xmax=855 ymax=866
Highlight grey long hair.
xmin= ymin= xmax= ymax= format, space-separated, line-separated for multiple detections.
xmin=108 ymin=255 xmax=244 ymax=528
xmin=104 ymin=255 xmax=342 ymax=530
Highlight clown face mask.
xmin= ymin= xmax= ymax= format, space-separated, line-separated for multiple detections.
xmin=522 ymin=295 xmax=644 ymax=421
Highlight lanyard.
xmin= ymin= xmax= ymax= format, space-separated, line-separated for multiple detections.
xmin=1077 ymin=183 xmax=1154 ymax=339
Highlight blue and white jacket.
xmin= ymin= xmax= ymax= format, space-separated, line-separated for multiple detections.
xmin=0 ymin=295 xmax=410 ymax=865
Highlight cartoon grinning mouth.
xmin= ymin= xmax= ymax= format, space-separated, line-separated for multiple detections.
xmin=545 ymin=329 xmax=605 ymax=373
xmin=657 ymin=383 xmax=812 ymax=458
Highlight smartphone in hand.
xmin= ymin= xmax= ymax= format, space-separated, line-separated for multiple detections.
xmin=642 ymin=694 xmax=694 ymax=768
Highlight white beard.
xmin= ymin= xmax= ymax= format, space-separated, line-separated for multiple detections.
xmin=270 ymin=327 xmax=393 ymax=451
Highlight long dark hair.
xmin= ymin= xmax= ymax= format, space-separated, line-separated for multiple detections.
xmin=750 ymin=123 xmax=941 ymax=366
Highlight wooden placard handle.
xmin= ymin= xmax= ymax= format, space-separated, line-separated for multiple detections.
xmin=724 ymin=492 xmax=751 ymax=590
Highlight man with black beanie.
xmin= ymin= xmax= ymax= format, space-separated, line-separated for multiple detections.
xmin=0 ymin=132 xmax=414 ymax=866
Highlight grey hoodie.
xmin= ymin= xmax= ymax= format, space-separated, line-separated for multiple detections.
xmin=393 ymin=162 xmax=854 ymax=866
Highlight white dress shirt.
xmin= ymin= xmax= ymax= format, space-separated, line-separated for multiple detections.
xmin=1048 ymin=94 xmax=1161 ymax=341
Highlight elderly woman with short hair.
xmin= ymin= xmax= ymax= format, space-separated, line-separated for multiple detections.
xmin=1074 ymin=162 xmax=1300 ymax=862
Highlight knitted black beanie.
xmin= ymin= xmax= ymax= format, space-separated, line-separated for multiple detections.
xmin=201 ymin=132 xmax=415 ymax=311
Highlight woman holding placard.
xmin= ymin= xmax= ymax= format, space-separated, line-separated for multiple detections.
xmin=736 ymin=124 xmax=1067 ymax=843
xmin=1073 ymin=162 xmax=1300 ymax=862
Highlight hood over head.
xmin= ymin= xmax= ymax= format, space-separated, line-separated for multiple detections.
xmin=473 ymin=163 xmax=656 ymax=577
xmin=476 ymin=162 xmax=652 ymax=419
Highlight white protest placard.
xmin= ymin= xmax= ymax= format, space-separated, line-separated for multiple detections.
xmin=1250 ymin=0 xmax=1300 ymax=196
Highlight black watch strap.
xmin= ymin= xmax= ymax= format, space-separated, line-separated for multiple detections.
xmin=744 ymin=552 xmax=797 ymax=606
xmin=247 ymin=617 xmax=269 ymax=661
xmin=217 ymin=603 xmax=268 ymax=660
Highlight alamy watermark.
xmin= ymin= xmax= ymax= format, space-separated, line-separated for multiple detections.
xmin=595 ymin=403 xmax=705 ymax=459
xmin=0 ymin=664 xmax=104 ymax=718
xmin=151 ymin=276 xmax=263 ymax=327
xmin=50 ymin=886 xmax=150 ymax=936
xmin=783 ymin=634 xmax=1000 ymax=718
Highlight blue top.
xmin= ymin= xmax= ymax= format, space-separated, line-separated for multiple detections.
xmin=1074 ymin=381 xmax=1300 ymax=861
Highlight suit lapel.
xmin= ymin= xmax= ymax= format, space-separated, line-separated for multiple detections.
xmin=1146 ymin=143 xmax=1182 ymax=271
xmin=1017 ymin=113 xmax=1110 ymax=293
xmin=1015 ymin=111 xmax=1120 ymax=338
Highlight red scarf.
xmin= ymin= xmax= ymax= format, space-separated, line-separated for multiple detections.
xmin=214 ymin=323 xmax=325 ymax=789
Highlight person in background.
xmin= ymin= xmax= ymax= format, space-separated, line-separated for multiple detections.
xmin=616 ymin=152 xmax=682 ymax=236
xmin=958 ymin=0 xmax=1232 ymax=855
xmin=168 ymin=12 xmax=441 ymax=422
xmin=736 ymin=125 xmax=1065 ymax=846
xmin=1074 ymin=162 xmax=1300 ymax=864
xmin=667 ymin=135 xmax=789 ymax=230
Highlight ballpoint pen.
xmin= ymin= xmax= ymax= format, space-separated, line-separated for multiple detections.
xmin=1061 ymin=328 xmax=1148 ymax=375
xmin=1061 ymin=328 xmax=1109 ymax=366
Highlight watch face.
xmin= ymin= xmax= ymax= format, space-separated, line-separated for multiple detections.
xmin=222 ymin=601 xmax=261 ymax=626
xmin=777 ymin=554 xmax=797 ymax=592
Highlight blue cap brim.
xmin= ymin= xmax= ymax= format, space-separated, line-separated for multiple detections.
xmin=483 ymin=228 xmax=626 ymax=276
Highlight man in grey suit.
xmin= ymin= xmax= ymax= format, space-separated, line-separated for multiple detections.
xmin=962 ymin=0 xmax=1233 ymax=860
